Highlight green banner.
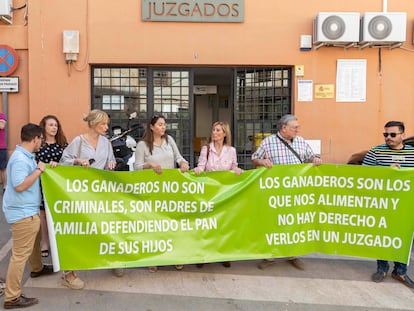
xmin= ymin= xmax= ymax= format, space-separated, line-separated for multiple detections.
xmin=41 ymin=164 xmax=414 ymax=271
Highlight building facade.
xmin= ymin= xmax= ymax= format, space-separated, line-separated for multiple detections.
xmin=1 ymin=0 xmax=414 ymax=167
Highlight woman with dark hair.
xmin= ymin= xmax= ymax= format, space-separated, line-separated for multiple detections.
xmin=36 ymin=115 xmax=68 ymax=258
xmin=134 ymin=115 xmax=189 ymax=173
xmin=134 ymin=114 xmax=189 ymax=272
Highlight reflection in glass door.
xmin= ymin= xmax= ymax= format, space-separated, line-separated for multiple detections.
xmin=152 ymin=69 xmax=192 ymax=164
xmin=234 ymin=67 xmax=292 ymax=169
xmin=91 ymin=67 xmax=193 ymax=166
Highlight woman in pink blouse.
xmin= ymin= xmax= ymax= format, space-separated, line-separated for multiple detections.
xmin=194 ymin=121 xmax=243 ymax=268
xmin=194 ymin=121 xmax=242 ymax=176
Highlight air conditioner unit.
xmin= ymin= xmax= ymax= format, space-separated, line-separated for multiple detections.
xmin=0 ymin=0 xmax=12 ymax=24
xmin=314 ymin=12 xmax=360 ymax=44
xmin=361 ymin=12 xmax=407 ymax=43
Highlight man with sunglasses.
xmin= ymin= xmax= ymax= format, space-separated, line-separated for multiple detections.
xmin=362 ymin=120 xmax=414 ymax=288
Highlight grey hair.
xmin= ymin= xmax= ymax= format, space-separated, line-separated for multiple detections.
xmin=278 ymin=114 xmax=297 ymax=131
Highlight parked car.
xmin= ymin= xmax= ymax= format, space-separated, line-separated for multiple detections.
xmin=347 ymin=136 xmax=414 ymax=165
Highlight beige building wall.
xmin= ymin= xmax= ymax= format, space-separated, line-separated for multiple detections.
xmin=1 ymin=0 xmax=414 ymax=163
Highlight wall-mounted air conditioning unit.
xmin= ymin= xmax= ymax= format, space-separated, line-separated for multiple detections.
xmin=360 ymin=12 xmax=407 ymax=44
xmin=0 ymin=0 xmax=12 ymax=24
xmin=314 ymin=12 xmax=360 ymax=44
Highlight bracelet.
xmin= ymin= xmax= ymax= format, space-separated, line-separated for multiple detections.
xmin=36 ymin=167 xmax=43 ymax=173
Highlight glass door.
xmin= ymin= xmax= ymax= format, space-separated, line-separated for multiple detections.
xmin=152 ymin=69 xmax=193 ymax=165
xmin=234 ymin=67 xmax=293 ymax=169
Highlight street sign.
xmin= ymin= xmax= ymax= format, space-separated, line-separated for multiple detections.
xmin=0 ymin=77 xmax=19 ymax=92
xmin=0 ymin=45 xmax=19 ymax=77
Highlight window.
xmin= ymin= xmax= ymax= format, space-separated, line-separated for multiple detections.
xmin=91 ymin=67 xmax=192 ymax=161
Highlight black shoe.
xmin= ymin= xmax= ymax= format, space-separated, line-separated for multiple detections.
xmin=372 ymin=270 xmax=387 ymax=283
xmin=30 ymin=265 xmax=54 ymax=278
xmin=4 ymin=294 xmax=39 ymax=309
xmin=391 ymin=273 xmax=414 ymax=288
xmin=222 ymin=262 xmax=231 ymax=268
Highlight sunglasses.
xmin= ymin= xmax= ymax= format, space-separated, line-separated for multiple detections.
xmin=150 ymin=114 xmax=164 ymax=124
xmin=383 ymin=132 xmax=402 ymax=138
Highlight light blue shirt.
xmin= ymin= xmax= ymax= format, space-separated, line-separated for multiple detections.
xmin=2 ymin=145 xmax=41 ymax=224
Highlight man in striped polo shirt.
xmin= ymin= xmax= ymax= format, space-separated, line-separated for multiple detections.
xmin=363 ymin=120 xmax=414 ymax=288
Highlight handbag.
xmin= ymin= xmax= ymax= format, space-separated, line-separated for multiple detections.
xmin=77 ymin=137 xmax=83 ymax=158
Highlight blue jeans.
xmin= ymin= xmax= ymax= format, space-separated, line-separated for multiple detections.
xmin=377 ymin=260 xmax=407 ymax=275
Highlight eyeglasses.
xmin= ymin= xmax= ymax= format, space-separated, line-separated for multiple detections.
xmin=88 ymin=159 xmax=96 ymax=165
xmin=383 ymin=132 xmax=402 ymax=138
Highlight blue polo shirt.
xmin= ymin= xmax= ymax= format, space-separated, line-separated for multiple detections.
xmin=2 ymin=145 xmax=41 ymax=224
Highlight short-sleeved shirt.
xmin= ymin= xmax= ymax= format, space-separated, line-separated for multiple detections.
xmin=251 ymin=133 xmax=315 ymax=164
xmin=362 ymin=144 xmax=414 ymax=167
xmin=36 ymin=142 xmax=67 ymax=164
xmin=2 ymin=145 xmax=41 ymax=224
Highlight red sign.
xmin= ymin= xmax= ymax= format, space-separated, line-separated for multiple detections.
xmin=0 ymin=45 xmax=19 ymax=77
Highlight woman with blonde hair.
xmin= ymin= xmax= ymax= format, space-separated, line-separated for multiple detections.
xmin=60 ymin=109 xmax=116 ymax=170
xmin=59 ymin=109 xmax=119 ymax=289
xmin=194 ymin=121 xmax=243 ymax=268
xmin=194 ymin=121 xmax=242 ymax=176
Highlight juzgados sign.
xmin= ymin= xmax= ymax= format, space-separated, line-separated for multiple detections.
xmin=142 ymin=0 xmax=244 ymax=22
